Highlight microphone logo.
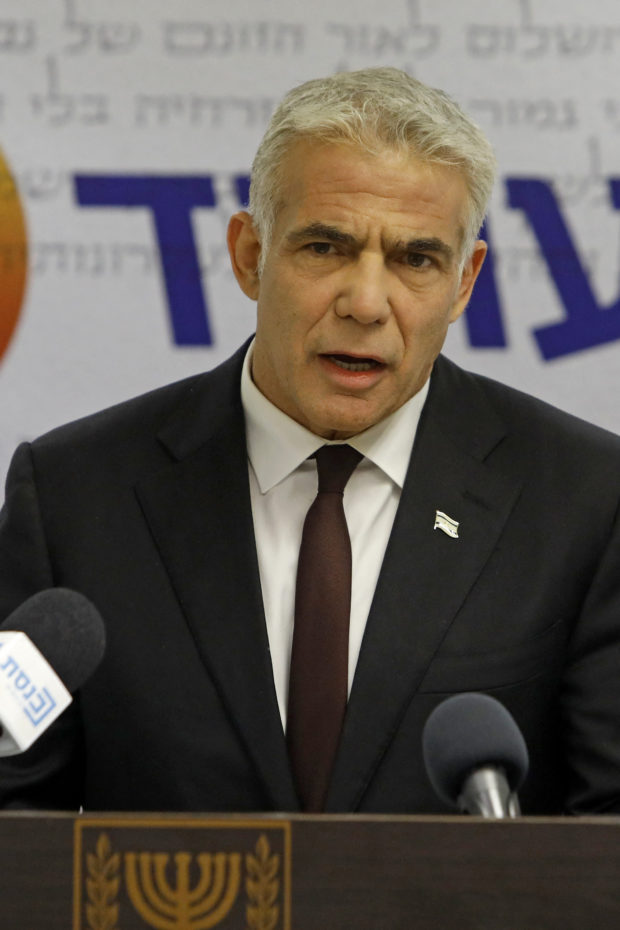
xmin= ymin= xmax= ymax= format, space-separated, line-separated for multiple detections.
xmin=0 ymin=640 xmax=58 ymax=727
xmin=0 ymin=631 xmax=71 ymax=754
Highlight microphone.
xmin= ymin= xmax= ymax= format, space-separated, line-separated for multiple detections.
xmin=0 ymin=589 xmax=106 ymax=756
xmin=422 ymin=692 xmax=529 ymax=818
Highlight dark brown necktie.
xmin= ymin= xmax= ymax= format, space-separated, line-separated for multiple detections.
xmin=287 ymin=444 xmax=363 ymax=812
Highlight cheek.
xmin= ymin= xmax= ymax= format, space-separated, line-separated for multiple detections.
xmin=256 ymin=299 xmax=306 ymax=375
xmin=398 ymin=304 xmax=455 ymax=364
xmin=400 ymin=302 xmax=448 ymax=340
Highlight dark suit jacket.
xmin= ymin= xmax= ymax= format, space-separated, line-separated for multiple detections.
xmin=2 ymin=345 xmax=620 ymax=814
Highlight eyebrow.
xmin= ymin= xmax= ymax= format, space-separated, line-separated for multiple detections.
xmin=397 ymin=237 xmax=455 ymax=263
xmin=285 ymin=223 xmax=359 ymax=247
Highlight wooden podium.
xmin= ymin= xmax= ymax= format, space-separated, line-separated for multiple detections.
xmin=2 ymin=811 xmax=620 ymax=929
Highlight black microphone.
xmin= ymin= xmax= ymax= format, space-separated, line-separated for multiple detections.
xmin=422 ymin=692 xmax=529 ymax=818
xmin=0 ymin=588 xmax=106 ymax=755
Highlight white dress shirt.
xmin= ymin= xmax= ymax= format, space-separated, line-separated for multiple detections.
xmin=240 ymin=343 xmax=429 ymax=728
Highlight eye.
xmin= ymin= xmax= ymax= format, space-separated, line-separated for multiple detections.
xmin=405 ymin=251 xmax=433 ymax=269
xmin=306 ymin=241 xmax=335 ymax=255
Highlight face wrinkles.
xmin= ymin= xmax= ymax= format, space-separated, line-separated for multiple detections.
xmin=286 ymin=223 xmax=358 ymax=250
xmin=231 ymin=140 xmax=486 ymax=440
xmin=394 ymin=236 xmax=454 ymax=264
xmin=287 ymin=223 xmax=455 ymax=274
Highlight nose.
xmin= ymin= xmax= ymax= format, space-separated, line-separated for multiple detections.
xmin=334 ymin=254 xmax=392 ymax=325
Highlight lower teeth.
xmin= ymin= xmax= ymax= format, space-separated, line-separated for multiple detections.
xmin=331 ymin=356 xmax=374 ymax=372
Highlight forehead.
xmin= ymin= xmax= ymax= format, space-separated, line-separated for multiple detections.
xmin=273 ymin=139 xmax=469 ymax=246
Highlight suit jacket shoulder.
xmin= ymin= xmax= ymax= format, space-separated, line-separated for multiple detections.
xmin=432 ymin=354 xmax=620 ymax=452
xmin=0 ymin=338 xmax=297 ymax=812
xmin=28 ymin=341 xmax=249 ymax=473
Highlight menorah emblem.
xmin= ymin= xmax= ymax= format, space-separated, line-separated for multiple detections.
xmin=125 ymin=850 xmax=242 ymax=930
xmin=76 ymin=821 xmax=288 ymax=930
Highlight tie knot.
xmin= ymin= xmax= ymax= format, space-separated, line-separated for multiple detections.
xmin=314 ymin=445 xmax=362 ymax=494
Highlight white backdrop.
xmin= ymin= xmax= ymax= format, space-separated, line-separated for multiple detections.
xmin=1 ymin=0 xmax=620 ymax=487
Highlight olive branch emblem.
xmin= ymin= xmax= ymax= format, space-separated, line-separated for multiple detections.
xmin=245 ymin=834 xmax=280 ymax=930
xmin=86 ymin=832 xmax=121 ymax=930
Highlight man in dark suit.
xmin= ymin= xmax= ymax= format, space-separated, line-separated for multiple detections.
xmin=2 ymin=67 xmax=620 ymax=814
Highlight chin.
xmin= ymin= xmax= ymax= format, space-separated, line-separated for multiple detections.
xmin=300 ymin=389 xmax=395 ymax=438
xmin=308 ymin=410 xmax=379 ymax=440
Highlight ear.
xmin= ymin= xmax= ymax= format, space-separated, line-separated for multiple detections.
xmin=227 ymin=211 xmax=262 ymax=300
xmin=448 ymin=239 xmax=488 ymax=323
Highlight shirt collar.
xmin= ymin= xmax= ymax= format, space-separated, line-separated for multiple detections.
xmin=241 ymin=340 xmax=429 ymax=493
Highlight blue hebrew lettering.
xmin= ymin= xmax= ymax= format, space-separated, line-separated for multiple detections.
xmin=507 ymin=178 xmax=620 ymax=359
xmin=1 ymin=656 xmax=18 ymax=677
xmin=462 ymin=219 xmax=507 ymax=347
xmin=233 ymin=174 xmax=250 ymax=208
xmin=75 ymin=174 xmax=217 ymax=345
xmin=26 ymin=688 xmax=57 ymax=726
xmin=15 ymin=671 xmax=30 ymax=691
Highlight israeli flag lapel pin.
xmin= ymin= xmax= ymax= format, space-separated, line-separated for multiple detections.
xmin=434 ymin=510 xmax=459 ymax=539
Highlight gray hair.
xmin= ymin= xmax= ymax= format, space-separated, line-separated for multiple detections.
xmin=249 ymin=67 xmax=496 ymax=271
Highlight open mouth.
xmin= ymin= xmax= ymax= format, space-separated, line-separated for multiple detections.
xmin=325 ymin=354 xmax=384 ymax=372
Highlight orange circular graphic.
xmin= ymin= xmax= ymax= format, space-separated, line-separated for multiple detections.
xmin=0 ymin=147 xmax=27 ymax=362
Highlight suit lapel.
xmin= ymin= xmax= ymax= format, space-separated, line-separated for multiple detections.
xmin=129 ymin=346 xmax=526 ymax=813
xmin=327 ymin=356 xmax=524 ymax=810
xmin=135 ymin=349 xmax=299 ymax=811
